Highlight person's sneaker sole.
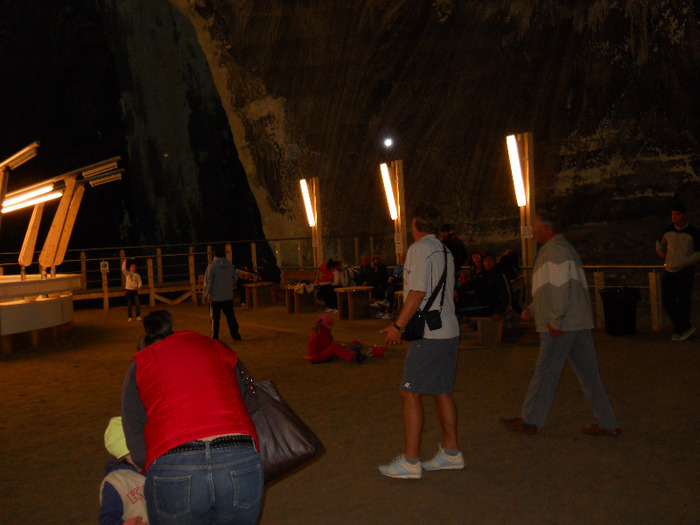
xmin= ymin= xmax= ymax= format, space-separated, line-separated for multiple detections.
xmin=679 ymin=326 xmax=696 ymax=341
xmin=378 ymin=456 xmax=422 ymax=479
xmin=378 ymin=467 xmax=422 ymax=479
xmin=422 ymin=459 xmax=465 ymax=471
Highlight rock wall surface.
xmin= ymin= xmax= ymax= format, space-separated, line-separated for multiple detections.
xmin=169 ymin=0 xmax=700 ymax=263
xmin=98 ymin=0 xmax=265 ymax=248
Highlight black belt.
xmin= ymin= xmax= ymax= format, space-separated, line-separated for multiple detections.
xmin=164 ymin=435 xmax=254 ymax=456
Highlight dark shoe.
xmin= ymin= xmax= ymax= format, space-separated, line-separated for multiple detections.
xmin=500 ymin=417 xmax=537 ymax=435
xmin=355 ymin=352 xmax=367 ymax=364
xmin=581 ymin=424 xmax=621 ymax=437
xmin=232 ymin=333 xmax=242 ymax=341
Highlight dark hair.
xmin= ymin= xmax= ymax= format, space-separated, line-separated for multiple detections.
xmin=141 ymin=310 xmax=174 ymax=347
xmin=537 ymin=210 xmax=563 ymax=233
xmin=214 ymin=246 xmax=226 ymax=258
xmin=441 ymin=223 xmax=454 ymax=233
xmin=672 ymin=203 xmax=687 ymax=214
xmin=413 ymin=204 xmax=442 ymax=234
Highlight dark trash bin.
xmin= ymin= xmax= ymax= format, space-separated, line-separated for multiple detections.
xmin=600 ymin=287 xmax=641 ymax=336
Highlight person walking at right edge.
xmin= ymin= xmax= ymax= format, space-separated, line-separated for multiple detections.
xmin=501 ymin=210 xmax=620 ymax=437
xmin=203 ymin=246 xmax=242 ymax=342
xmin=379 ymin=204 xmax=463 ymax=479
xmin=656 ymin=203 xmax=700 ymax=341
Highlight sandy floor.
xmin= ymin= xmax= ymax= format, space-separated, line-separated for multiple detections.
xmin=1 ymin=302 xmax=698 ymax=524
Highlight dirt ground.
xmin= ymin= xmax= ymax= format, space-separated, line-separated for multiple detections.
xmin=1 ymin=301 xmax=699 ymax=524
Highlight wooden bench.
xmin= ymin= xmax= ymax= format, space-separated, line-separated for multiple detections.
xmin=279 ymin=269 xmax=318 ymax=313
xmin=243 ymin=282 xmax=276 ymax=309
xmin=471 ymin=316 xmax=504 ymax=345
xmin=335 ymin=286 xmax=374 ymax=320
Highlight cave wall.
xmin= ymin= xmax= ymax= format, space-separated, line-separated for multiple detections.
xmin=98 ymin=0 xmax=265 ymax=247
xmin=167 ymin=0 xmax=700 ymax=263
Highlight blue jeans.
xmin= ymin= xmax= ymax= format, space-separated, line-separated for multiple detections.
xmin=145 ymin=443 xmax=264 ymax=525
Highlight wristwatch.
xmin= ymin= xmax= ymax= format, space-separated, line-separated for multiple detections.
xmin=392 ymin=322 xmax=404 ymax=333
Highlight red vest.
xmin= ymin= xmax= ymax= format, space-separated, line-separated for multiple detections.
xmin=134 ymin=331 xmax=258 ymax=470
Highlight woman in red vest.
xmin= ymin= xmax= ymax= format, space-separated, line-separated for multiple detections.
xmin=121 ymin=310 xmax=262 ymax=524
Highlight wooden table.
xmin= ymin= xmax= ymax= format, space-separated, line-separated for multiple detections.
xmin=244 ymin=282 xmax=275 ymax=309
xmin=335 ymin=286 xmax=374 ymax=320
xmin=285 ymin=284 xmax=316 ymax=314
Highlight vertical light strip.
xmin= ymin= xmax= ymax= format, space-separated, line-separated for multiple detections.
xmin=300 ymin=179 xmax=315 ymax=227
xmin=506 ymin=135 xmax=527 ymax=207
xmin=380 ymin=163 xmax=398 ymax=220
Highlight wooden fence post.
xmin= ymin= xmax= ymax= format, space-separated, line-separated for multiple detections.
xmin=251 ymin=242 xmax=258 ymax=270
xmin=156 ymin=247 xmax=163 ymax=284
xmin=649 ymin=270 xmax=663 ymax=331
xmin=80 ymin=251 xmax=87 ymax=289
xmin=225 ymin=243 xmax=232 ymax=263
xmin=189 ymin=247 xmax=197 ymax=305
xmin=119 ymin=248 xmax=126 ymax=288
xmin=593 ymin=271 xmax=605 ymax=329
xmin=101 ymin=268 xmax=109 ymax=310
xmin=147 ymin=258 xmax=155 ymax=307
xmin=207 ymin=245 xmax=213 ymax=265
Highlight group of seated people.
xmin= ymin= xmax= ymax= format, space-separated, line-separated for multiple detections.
xmin=316 ymin=254 xmax=404 ymax=315
xmin=314 ymin=247 xmax=523 ymax=324
xmin=456 ymin=248 xmax=523 ymax=323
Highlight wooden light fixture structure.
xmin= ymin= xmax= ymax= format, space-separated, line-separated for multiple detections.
xmin=380 ymin=160 xmax=407 ymax=265
xmin=2 ymin=156 xmax=123 ymax=277
xmin=300 ymin=177 xmax=324 ymax=269
xmin=506 ymin=133 xmax=536 ymax=269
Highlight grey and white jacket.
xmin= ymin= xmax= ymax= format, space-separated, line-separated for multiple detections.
xmin=529 ymin=234 xmax=594 ymax=333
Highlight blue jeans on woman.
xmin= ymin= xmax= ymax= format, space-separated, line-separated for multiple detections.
xmin=145 ymin=442 xmax=264 ymax=525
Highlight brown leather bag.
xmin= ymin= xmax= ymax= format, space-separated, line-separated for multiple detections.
xmin=237 ymin=361 xmax=324 ymax=484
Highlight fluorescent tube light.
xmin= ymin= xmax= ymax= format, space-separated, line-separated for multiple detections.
xmin=300 ymin=179 xmax=315 ymax=227
xmin=506 ymin=135 xmax=527 ymax=207
xmin=380 ymin=163 xmax=398 ymax=220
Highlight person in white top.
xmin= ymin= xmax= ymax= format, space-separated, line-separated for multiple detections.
xmin=121 ymin=258 xmax=143 ymax=321
xmin=378 ymin=204 xmax=464 ymax=479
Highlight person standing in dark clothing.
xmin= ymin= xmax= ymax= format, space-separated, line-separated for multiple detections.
xmin=656 ymin=204 xmax=700 ymax=341
xmin=203 ymin=246 xmax=241 ymax=341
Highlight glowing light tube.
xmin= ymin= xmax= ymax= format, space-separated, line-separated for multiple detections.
xmin=506 ymin=135 xmax=527 ymax=207
xmin=380 ymin=163 xmax=398 ymax=220
xmin=2 ymin=185 xmax=54 ymax=208
xmin=2 ymin=191 xmax=63 ymax=214
xmin=300 ymin=179 xmax=315 ymax=227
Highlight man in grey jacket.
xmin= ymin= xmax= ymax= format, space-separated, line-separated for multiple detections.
xmin=501 ymin=211 xmax=620 ymax=437
xmin=203 ymin=246 xmax=241 ymax=341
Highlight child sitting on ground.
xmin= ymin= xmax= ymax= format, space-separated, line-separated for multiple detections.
xmin=306 ymin=313 xmax=366 ymax=364
xmin=99 ymin=416 xmax=148 ymax=525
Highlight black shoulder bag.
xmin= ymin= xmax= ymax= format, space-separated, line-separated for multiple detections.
xmin=401 ymin=246 xmax=448 ymax=341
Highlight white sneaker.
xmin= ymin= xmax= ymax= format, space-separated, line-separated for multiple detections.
xmin=378 ymin=454 xmax=422 ymax=479
xmin=136 ymin=316 xmax=142 ymax=321
xmin=678 ymin=326 xmax=696 ymax=341
xmin=421 ymin=444 xmax=465 ymax=471
xmin=128 ymin=317 xmax=133 ymax=322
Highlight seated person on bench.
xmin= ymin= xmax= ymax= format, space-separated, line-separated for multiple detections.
xmin=456 ymin=251 xmax=511 ymax=319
